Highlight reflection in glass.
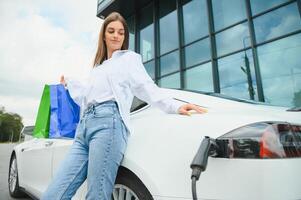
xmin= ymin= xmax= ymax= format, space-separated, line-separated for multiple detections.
xmin=159 ymin=0 xmax=178 ymax=54
xmin=216 ymin=22 xmax=250 ymax=56
xmin=160 ymin=51 xmax=180 ymax=76
xmin=218 ymin=50 xmax=258 ymax=100
xmin=257 ymin=33 xmax=301 ymax=107
xmin=159 ymin=73 xmax=181 ymax=89
xmin=185 ymin=38 xmax=210 ymax=67
xmin=184 ymin=62 xmax=213 ymax=92
xmin=254 ymin=3 xmax=301 ymax=44
xmin=144 ymin=60 xmax=155 ymax=79
xmin=212 ymin=0 xmax=246 ymax=30
xmin=139 ymin=3 xmax=154 ymax=62
xmin=182 ymin=0 xmax=208 ymax=44
xmin=127 ymin=16 xmax=135 ymax=51
xmin=251 ymin=0 xmax=289 ymax=15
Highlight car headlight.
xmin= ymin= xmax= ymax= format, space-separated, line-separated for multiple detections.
xmin=216 ymin=122 xmax=301 ymax=159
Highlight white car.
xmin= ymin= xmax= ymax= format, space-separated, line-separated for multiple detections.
xmin=8 ymin=89 xmax=301 ymax=200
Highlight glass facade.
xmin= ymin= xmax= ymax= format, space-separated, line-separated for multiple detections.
xmin=159 ymin=0 xmax=179 ymax=54
xmin=258 ymin=33 xmax=301 ymax=107
xmin=250 ymin=0 xmax=290 ymax=15
xmin=144 ymin=60 xmax=155 ymax=80
xmin=97 ymin=0 xmax=301 ymax=108
xmin=182 ymin=0 xmax=208 ymax=44
xmin=218 ymin=50 xmax=258 ymax=100
xmin=253 ymin=2 xmax=301 ymax=43
xmin=160 ymin=50 xmax=180 ymax=76
xmin=159 ymin=73 xmax=181 ymax=89
xmin=126 ymin=16 xmax=135 ymax=51
xmin=184 ymin=62 xmax=214 ymax=92
xmin=184 ymin=38 xmax=210 ymax=67
xmin=212 ymin=0 xmax=247 ymax=31
xmin=139 ymin=3 xmax=154 ymax=62
xmin=215 ymin=22 xmax=250 ymax=56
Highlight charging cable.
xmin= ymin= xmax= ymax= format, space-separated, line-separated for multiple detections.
xmin=190 ymin=136 xmax=218 ymax=200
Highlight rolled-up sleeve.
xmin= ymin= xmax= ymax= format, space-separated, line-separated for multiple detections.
xmin=65 ymin=77 xmax=86 ymax=107
xmin=127 ymin=53 xmax=185 ymax=114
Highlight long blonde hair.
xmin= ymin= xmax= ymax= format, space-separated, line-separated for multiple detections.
xmin=93 ymin=12 xmax=129 ymax=67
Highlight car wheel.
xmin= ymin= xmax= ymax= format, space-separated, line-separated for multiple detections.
xmin=113 ymin=167 xmax=153 ymax=200
xmin=8 ymin=154 xmax=27 ymax=198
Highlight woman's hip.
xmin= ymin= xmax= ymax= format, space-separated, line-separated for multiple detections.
xmin=82 ymin=101 xmax=127 ymax=141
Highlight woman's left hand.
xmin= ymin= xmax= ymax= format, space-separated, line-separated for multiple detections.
xmin=178 ymin=104 xmax=207 ymax=116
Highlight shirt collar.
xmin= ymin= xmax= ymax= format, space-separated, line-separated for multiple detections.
xmin=102 ymin=50 xmax=129 ymax=65
xmin=111 ymin=50 xmax=130 ymax=58
xmin=102 ymin=50 xmax=129 ymax=64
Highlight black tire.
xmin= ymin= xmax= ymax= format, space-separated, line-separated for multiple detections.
xmin=8 ymin=154 xmax=27 ymax=198
xmin=113 ymin=167 xmax=154 ymax=200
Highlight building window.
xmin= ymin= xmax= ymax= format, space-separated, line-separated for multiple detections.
xmin=184 ymin=62 xmax=213 ymax=92
xmin=126 ymin=16 xmax=135 ymax=51
xmin=160 ymin=50 xmax=180 ymax=76
xmin=144 ymin=60 xmax=155 ymax=79
xmin=257 ymin=33 xmax=301 ymax=107
xmin=218 ymin=50 xmax=257 ymax=100
xmin=139 ymin=3 xmax=154 ymax=62
xmin=159 ymin=0 xmax=178 ymax=54
xmin=182 ymin=0 xmax=208 ymax=44
xmin=250 ymin=0 xmax=290 ymax=15
xmin=184 ymin=38 xmax=210 ymax=68
xmin=212 ymin=0 xmax=247 ymax=31
xmin=215 ymin=22 xmax=250 ymax=57
xmin=159 ymin=72 xmax=181 ymax=89
xmin=253 ymin=2 xmax=301 ymax=44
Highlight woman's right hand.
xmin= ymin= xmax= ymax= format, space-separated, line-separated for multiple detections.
xmin=60 ymin=75 xmax=66 ymax=86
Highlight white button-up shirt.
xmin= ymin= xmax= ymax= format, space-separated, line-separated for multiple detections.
xmin=66 ymin=50 xmax=185 ymax=134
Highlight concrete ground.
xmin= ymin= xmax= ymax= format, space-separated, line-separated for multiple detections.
xmin=0 ymin=143 xmax=32 ymax=200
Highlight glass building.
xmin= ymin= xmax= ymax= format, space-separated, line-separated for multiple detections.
xmin=97 ymin=0 xmax=301 ymax=108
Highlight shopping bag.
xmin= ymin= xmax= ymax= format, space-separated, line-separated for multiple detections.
xmin=49 ymin=84 xmax=80 ymax=138
xmin=33 ymin=85 xmax=50 ymax=138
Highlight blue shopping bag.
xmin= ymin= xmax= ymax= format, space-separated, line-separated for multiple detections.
xmin=49 ymin=84 xmax=80 ymax=138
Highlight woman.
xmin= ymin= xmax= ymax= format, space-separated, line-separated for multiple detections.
xmin=41 ymin=12 xmax=207 ymax=200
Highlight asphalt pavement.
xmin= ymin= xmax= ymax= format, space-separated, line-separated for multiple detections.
xmin=0 ymin=143 xmax=32 ymax=200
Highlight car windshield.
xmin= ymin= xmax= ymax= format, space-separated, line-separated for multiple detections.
xmin=22 ymin=126 xmax=34 ymax=135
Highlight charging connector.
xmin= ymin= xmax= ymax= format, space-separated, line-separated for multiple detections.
xmin=190 ymin=136 xmax=218 ymax=200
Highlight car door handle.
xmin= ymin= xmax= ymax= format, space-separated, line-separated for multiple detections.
xmin=21 ymin=147 xmax=30 ymax=152
xmin=44 ymin=141 xmax=54 ymax=147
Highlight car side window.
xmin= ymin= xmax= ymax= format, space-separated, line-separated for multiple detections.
xmin=130 ymin=97 xmax=148 ymax=113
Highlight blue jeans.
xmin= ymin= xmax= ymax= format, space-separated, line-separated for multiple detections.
xmin=41 ymin=100 xmax=129 ymax=200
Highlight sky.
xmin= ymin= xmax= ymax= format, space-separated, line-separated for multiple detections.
xmin=0 ymin=0 xmax=103 ymax=125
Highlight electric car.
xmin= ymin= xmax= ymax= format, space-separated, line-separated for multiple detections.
xmin=8 ymin=89 xmax=301 ymax=200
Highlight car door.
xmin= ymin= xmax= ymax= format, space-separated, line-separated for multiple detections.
xmin=51 ymin=138 xmax=85 ymax=200
xmin=19 ymin=138 xmax=54 ymax=197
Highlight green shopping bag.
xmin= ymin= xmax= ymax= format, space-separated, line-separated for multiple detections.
xmin=33 ymin=85 xmax=50 ymax=138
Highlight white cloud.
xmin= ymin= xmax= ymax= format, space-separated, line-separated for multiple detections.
xmin=0 ymin=0 xmax=103 ymax=125
xmin=267 ymin=14 xmax=300 ymax=40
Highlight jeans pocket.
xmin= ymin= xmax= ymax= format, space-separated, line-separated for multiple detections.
xmin=93 ymin=106 xmax=114 ymax=118
xmin=87 ymin=115 xmax=114 ymax=133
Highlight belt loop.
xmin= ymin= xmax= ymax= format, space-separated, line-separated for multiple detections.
xmin=92 ymin=104 xmax=95 ymax=115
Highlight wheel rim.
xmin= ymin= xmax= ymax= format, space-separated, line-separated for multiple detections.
xmin=9 ymin=158 xmax=17 ymax=192
xmin=112 ymin=184 xmax=139 ymax=200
